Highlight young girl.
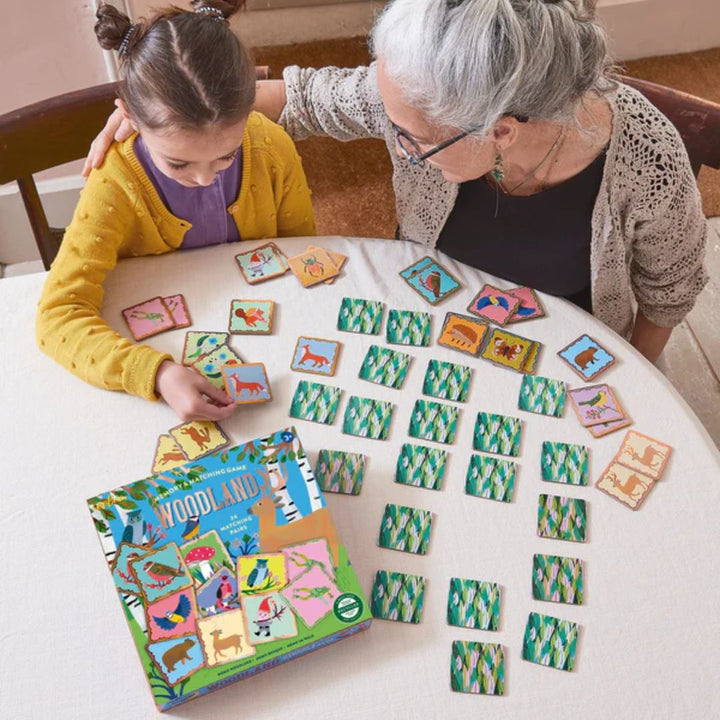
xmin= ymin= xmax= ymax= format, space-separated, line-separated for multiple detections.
xmin=36 ymin=0 xmax=315 ymax=421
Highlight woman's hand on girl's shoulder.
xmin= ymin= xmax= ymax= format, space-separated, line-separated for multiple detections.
xmin=82 ymin=101 xmax=135 ymax=178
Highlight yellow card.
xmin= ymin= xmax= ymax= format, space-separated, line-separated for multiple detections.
xmin=287 ymin=247 xmax=340 ymax=287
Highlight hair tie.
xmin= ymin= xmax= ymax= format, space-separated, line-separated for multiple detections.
xmin=118 ymin=24 xmax=136 ymax=57
xmin=195 ymin=5 xmax=226 ymax=21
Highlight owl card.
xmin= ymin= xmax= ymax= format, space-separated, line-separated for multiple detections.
xmin=371 ymin=570 xmax=426 ymax=623
xmin=181 ymin=331 xmax=229 ymax=366
xmin=395 ymin=443 xmax=447 ymax=491
xmin=282 ymin=565 xmax=341 ymax=627
xmin=151 ymin=434 xmax=188 ymax=474
xmin=130 ymin=542 xmax=193 ymax=604
xmin=337 ymin=297 xmax=384 ymax=334
xmin=447 ymin=578 xmax=501 ymax=631
xmin=315 ymin=449 xmax=365 ymax=495
xmin=238 ymin=553 xmax=287 ymax=595
xmin=169 ymin=420 xmax=229 ymax=461
xmin=229 ymin=299 xmax=274 ymax=334
xmin=569 ymin=384 xmax=626 ymax=427
xmin=289 ymin=380 xmax=341 ymax=424
xmin=386 ymin=309 xmax=431 ymax=346
xmin=467 ymin=284 xmax=520 ymax=325
xmin=615 ymin=430 xmax=672 ymax=479
xmin=400 ymin=256 xmax=461 ymax=305
xmin=288 ymin=247 xmax=340 ymax=287
xmin=480 ymin=327 xmax=532 ymax=372
xmin=122 ymin=296 xmax=175 ymax=340
xmin=451 ymin=641 xmax=505 ymax=695
xmin=146 ymin=589 xmax=198 ymax=641
xmin=163 ymin=294 xmax=192 ymax=328
xmin=558 ymin=334 xmax=616 ymax=381
xmin=235 ymin=241 xmax=289 ymax=284
xmin=358 ymin=345 xmax=412 ymax=389
xmin=506 ymin=286 xmax=546 ymax=323
xmin=408 ymin=399 xmax=459 ymax=445
xmin=197 ymin=609 xmax=256 ymax=667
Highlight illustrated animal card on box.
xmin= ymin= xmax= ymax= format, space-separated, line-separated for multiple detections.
xmin=87 ymin=427 xmax=371 ymax=712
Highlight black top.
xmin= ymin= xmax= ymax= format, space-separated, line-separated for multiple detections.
xmin=436 ymin=150 xmax=607 ymax=313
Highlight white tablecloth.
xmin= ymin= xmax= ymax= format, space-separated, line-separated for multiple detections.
xmin=2 ymin=236 xmax=719 ymax=719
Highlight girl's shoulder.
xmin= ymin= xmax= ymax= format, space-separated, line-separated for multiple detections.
xmin=244 ymin=111 xmax=299 ymax=159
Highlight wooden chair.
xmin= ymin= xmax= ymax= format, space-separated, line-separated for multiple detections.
xmin=0 ymin=66 xmax=271 ymax=270
xmin=619 ymin=74 xmax=720 ymax=177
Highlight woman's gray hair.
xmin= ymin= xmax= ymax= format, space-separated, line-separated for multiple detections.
xmin=370 ymin=0 xmax=613 ymax=134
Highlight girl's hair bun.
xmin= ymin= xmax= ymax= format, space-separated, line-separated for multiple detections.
xmin=94 ymin=3 xmax=134 ymax=51
xmin=189 ymin=0 xmax=247 ymax=21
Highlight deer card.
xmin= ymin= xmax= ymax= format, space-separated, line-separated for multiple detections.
xmin=447 ymin=578 xmax=501 ymax=631
xmin=532 ymin=554 xmax=584 ymax=605
xmin=182 ymin=331 xmax=229 ymax=366
xmin=537 ymin=494 xmax=587 ymax=543
xmin=281 ymin=565 xmax=342 ymax=627
xmin=152 ymin=434 xmax=188 ymax=474
xmin=473 ymin=412 xmax=522 ymax=457
xmin=596 ymin=461 xmax=656 ymax=510
xmin=422 ymin=359 xmax=472 ymax=402
xmin=467 ymin=284 xmax=520 ymax=325
xmin=408 ymin=399 xmax=459 ymax=445
xmin=395 ymin=443 xmax=447 ymax=491
xmin=506 ymin=286 xmax=546 ymax=323
xmin=558 ymin=334 xmax=616 ymax=381
xmin=235 ymin=241 xmax=289 ymax=284
xmin=122 ymin=296 xmax=176 ymax=340
xmin=465 ymin=454 xmax=517 ymax=503
xmin=222 ymin=362 xmax=272 ymax=404
xmin=197 ymin=609 xmax=256 ymax=667
xmin=192 ymin=345 xmax=244 ymax=389
xmin=386 ymin=308 xmax=431 ymax=346
xmin=169 ymin=420 xmax=229 ymax=460
xmin=518 ymin=375 xmax=567 ymax=418
xmin=237 ymin=553 xmax=287 ymax=595
xmin=522 ymin=612 xmax=579 ymax=671
xmin=614 ymin=430 xmax=672 ymax=480
xmin=371 ymin=570 xmax=426 ymax=624
xmin=291 ymin=337 xmax=341 ymax=376
xmin=315 ymin=449 xmax=365 ymax=495
xmin=244 ymin=593 xmax=298 ymax=644
xmin=229 ymin=299 xmax=274 ymax=334
xmin=358 ymin=345 xmax=412 ymax=389
xmin=451 ymin=641 xmax=505 ymax=695
xmin=378 ymin=503 xmax=433 ymax=555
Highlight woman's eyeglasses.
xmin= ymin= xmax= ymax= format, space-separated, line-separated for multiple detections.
xmin=392 ymin=123 xmax=477 ymax=167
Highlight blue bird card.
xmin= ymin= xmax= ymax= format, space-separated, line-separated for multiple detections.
xmin=558 ymin=334 xmax=616 ymax=381
xmin=467 ymin=284 xmax=520 ymax=325
xmin=399 ymin=256 xmax=462 ymax=305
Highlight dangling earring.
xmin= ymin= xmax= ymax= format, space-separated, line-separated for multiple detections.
xmin=490 ymin=152 xmax=504 ymax=183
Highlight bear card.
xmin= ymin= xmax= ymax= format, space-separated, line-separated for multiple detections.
xmin=371 ymin=570 xmax=426 ymax=624
xmin=288 ymin=247 xmax=340 ymax=287
xmin=437 ymin=312 xmax=490 ymax=357
xmin=229 ymin=299 xmax=274 ymax=334
xmin=181 ymin=331 xmax=229 ymax=366
xmin=386 ymin=309 xmax=431 ymax=346
xmin=467 ymin=285 xmax=520 ymax=325
xmin=532 ymin=554 xmax=584 ymax=605
xmin=192 ymin=344 xmax=244 ymax=389
xmin=358 ymin=345 xmax=412 ymax=389
xmin=400 ymin=256 xmax=461 ymax=305
xmin=152 ymin=434 xmax=188 ymax=474
xmin=522 ymin=612 xmax=579 ymax=671
xmin=315 ymin=449 xmax=365 ymax=495
xmin=163 ymin=294 xmax=191 ymax=328
xmin=337 ymin=297 xmax=384 ymax=334
xmin=395 ymin=443 xmax=447 ymax=491
xmin=541 ymin=441 xmax=589 ymax=486
xmin=378 ymin=503 xmax=433 ymax=555
xmin=506 ymin=286 xmax=546 ymax=323
xmin=569 ymin=384 xmax=626 ymax=427
xmin=537 ymin=494 xmax=587 ymax=543
xmin=447 ymin=578 xmax=501 ymax=631
xmin=614 ymin=430 xmax=672 ymax=480
xmin=195 ymin=567 xmax=240 ymax=616
xmin=282 ymin=565 xmax=341 ymax=627
xmin=235 ymin=242 xmax=289 ymax=284
xmin=343 ymin=396 xmax=394 ymax=440
xmin=451 ymin=641 xmax=505 ymax=695
xmin=480 ymin=327 xmax=533 ymax=372
xmin=222 ymin=362 xmax=272 ymax=404
xmin=244 ymin=593 xmax=298 ymax=644
xmin=291 ymin=337 xmax=341 ymax=376
xmin=408 ymin=399 xmax=459 ymax=445
xmin=595 ymin=461 xmax=657 ymax=510
xmin=181 ymin=531 xmax=234 ymax=586
xmin=558 ymin=333 xmax=615 ymax=381
xmin=518 ymin=375 xmax=567 ymax=418
xmin=289 ymin=380 xmax=341 ymax=425
xmin=197 ymin=609 xmax=256 ymax=667
xmin=465 ymin=454 xmax=516 ymax=503
xmin=169 ymin=420 xmax=229 ymax=461
xmin=422 ymin=359 xmax=472 ymax=402
xmin=130 ymin=542 xmax=193 ymax=604
xmin=282 ymin=539 xmax=335 ymax=584
xmin=122 ymin=296 xmax=175 ymax=340
xmin=473 ymin=412 xmax=521 ymax=457
xmin=146 ymin=588 xmax=198 ymax=641
xmin=146 ymin=633 xmax=205 ymax=687
xmin=238 ymin=553 xmax=287 ymax=595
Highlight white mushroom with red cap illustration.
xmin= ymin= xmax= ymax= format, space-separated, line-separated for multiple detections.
xmin=184 ymin=546 xmax=216 ymax=583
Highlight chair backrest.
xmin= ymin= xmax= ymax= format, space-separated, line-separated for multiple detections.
xmin=619 ymin=74 xmax=720 ymax=177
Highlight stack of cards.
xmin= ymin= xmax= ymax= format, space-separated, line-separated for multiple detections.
xmin=399 ymin=256 xmax=461 ymax=305
xmin=568 ymin=384 xmax=632 ymax=437
xmin=288 ymin=245 xmax=346 ymax=287
xmin=122 ymin=294 xmax=191 ymax=341
xmin=506 ymin=286 xmax=546 ymax=323
xmin=181 ymin=331 xmax=243 ymax=390
xmin=595 ymin=430 xmax=672 ymax=510
xmin=467 ymin=284 xmax=520 ymax=326
xmin=235 ymin=242 xmax=289 ymax=283
xmin=558 ymin=334 xmax=616 ymax=381
xmin=151 ymin=421 xmax=229 ymax=473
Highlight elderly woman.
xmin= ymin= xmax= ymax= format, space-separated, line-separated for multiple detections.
xmin=86 ymin=0 xmax=707 ymax=362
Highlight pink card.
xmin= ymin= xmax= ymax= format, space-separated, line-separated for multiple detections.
xmin=163 ymin=294 xmax=191 ymax=328
xmin=282 ymin=539 xmax=335 ymax=582
xmin=507 ymin=286 xmax=546 ymax=323
xmin=569 ymin=384 xmax=626 ymax=427
xmin=122 ymin=297 xmax=175 ymax=340
xmin=467 ymin=284 xmax=520 ymax=326
xmin=281 ymin=565 xmax=341 ymax=627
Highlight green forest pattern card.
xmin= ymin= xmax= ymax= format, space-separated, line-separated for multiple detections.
xmin=395 ymin=443 xmax=447 ymax=491
xmin=358 ymin=345 xmax=412 ymax=389
xmin=465 ymin=455 xmax=516 ymax=503
xmin=522 ymin=612 xmax=579 ymax=671
xmin=342 ymin=396 xmax=394 ymax=440
xmin=532 ymin=554 xmax=584 ymax=605
xmin=422 ymin=359 xmax=472 ymax=402
xmin=314 ymin=449 xmax=365 ymax=495
xmin=518 ymin=375 xmax=567 ymax=417
xmin=386 ymin=309 xmax=431 ymax=346
xmin=451 ymin=641 xmax=505 ymax=695
xmin=447 ymin=578 xmax=500 ymax=631
xmin=378 ymin=503 xmax=433 ymax=555
xmin=289 ymin=380 xmax=341 ymax=424
xmin=337 ymin=297 xmax=383 ymax=334
xmin=409 ymin=399 xmax=459 ymax=445
xmin=541 ymin=441 xmax=589 ymax=486
xmin=537 ymin=494 xmax=587 ymax=542
xmin=473 ymin=412 xmax=521 ymax=457
xmin=371 ymin=570 xmax=426 ymax=623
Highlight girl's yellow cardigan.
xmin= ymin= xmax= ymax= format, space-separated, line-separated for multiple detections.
xmin=36 ymin=112 xmax=315 ymax=400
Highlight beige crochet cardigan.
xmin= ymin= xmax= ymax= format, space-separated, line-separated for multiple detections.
xmin=280 ymin=63 xmax=708 ymax=338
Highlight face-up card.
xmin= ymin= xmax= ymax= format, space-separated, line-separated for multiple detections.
xmin=192 ymin=344 xmax=243 ymax=389
xmin=467 ymin=285 xmax=520 ymax=325
xmin=244 ymin=593 xmax=298 ymax=644
xmin=569 ymin=384 xmax=626 ymax=427
xmin=221 ymin=362 xmax=272 ymax=404
xmin=400 ymin=256 xmax=462 ymax=305
xmin=437 ymin=312 xmax=490 ymax=356
xmin=518 ymin=375 xmax=567 ymax=418
xmin=170 ymin=420 xmax=229 ymax=461
xmin=111 ymin=542 xmax=147 ymax=595
xmin=307 ymin=245 xmax=347 ymax=284
xmin=595 ymin=461 xmax=656 ymax=510
xmin=558 ymin=334 xmax=616 ymax=381
xmin=146 ymin=589 xmax=197 ymax=641
xmin=282 ymin=565 xmax=341 ymax=627
xmin=315 ymin=449 xmax=365 ymax=495
xmin=181 ymin=530 xmax=234 ymax=586
xmin=130 ymin=542 xmax=193 ymax=604
xmin=395 ymin=443 xmax=447 ymax=490
xmin=182 ymin=331 xmax=229 ymax=366
xmin=541 ymin=441 xmax=589 ymax=486
xmin=146 ymin=633 xmax=205 ymax=687
xmin=532 ymin=554 xmax=584 ymax=605
xmin=537 ymin=494 xmax=587 ymax=543
xmin=447 ymin=578 xmax=501 ymax=631
xmin=423 ymin=359 xmax=472 ymax=402
xmin=359 ymin=345 xmax=412 ymax=389
xmin=235 ymin=242 xmax=288 ymax=283
xmin=480 ymin=327 xmax=532 ymax=372
xmin=289 ymin=380 xmax=341 ymax=425
xmin=587 ymin=416 xmax=633 ymax=438
xmin=229 ymin=299 xmax=274 ymax=334
xmin=337 ymin=297 xmax=384 ymax=334
xmin=522 ymin=612 xmax=578 ymax=671
xmin=163 ymin=294 xmax=191 ymax=328
xmin=615 ymin=430 xmax=672 ymax=479
xmin=152 ymin=434 xmax=188 ymax=474
xmin=195 ymin=568 xmax=241 ymax=615
xmin=288 ymin=247 xmax=340 ymax=287
xmin=506 ymin=286 xmax=546 ymax=323
xmin=465 ymin=454 xmax=516 ymax=502
xmin=122 ymin=296 xmax=175 ymax=340
xmin=291 ymin=337 xmax=341 ymax=376
xmin=408 ymin=399 xmax=459 ymax=445
xmin=473 ymin=412 xmax=521 ymax=457
xmin=237 ymin=553 xmax=287 ymax=595
xmin=371 ymin=570 xmax=426 ymax=623
xmin=342 ymin=395 xmax=394 ymax=440
xmin=282 ymin=539 xmax=335 ymax=584
xmin=451 ymin=641 xmax=504 ymax=695
xmin=378 ymin=503 xmax=433 ymax=555
xmin=521 ymin=340 xmax=543 ymax=375
xmin=197 ymin=609 xmax=256 ymax=667
xmin=386 ymin=309 xmax=431 ymax=346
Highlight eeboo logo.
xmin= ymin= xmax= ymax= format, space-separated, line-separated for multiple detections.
xmin=333 ymin=593 xmax=363 ymax=623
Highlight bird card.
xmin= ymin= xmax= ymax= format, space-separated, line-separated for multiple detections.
xmin=586 ymin=416 xmax=633 ymax=438
xmin=289 ymin=380 xmax=341 ymax=425
xmin=196 ymin=609 xmax=256 ymax=667
xmin=400 ymin=256 xmax=462 ymax=305
xmin=221 ymin=362 xmax=272 ymax=404
xmin=195 ymin=569 xmax=241 ymax=616
xmin=408 ymin=399 xmax=459 ymax=445
xmin=288 ymin=247 xmax=340 ymax=287
xmin=358 ymin=345 xmax=412 ymax=389
xmin=541 ymin=441 xmax=589 ymax=486
xmin=596 ymin=461 xmax=657 ymax=510
xmin=537 ymin=494 xmax=587 ymax=543
xmin=130 ymin=542 xmax=193 ymax=604
xmin=111 ymin=542 xmax=147 ymax=596
xmin=152 ymin=434 xmax=188 ymax=474
xmin=235 ymin=241 xmax=289 ymax=284
xmin=243 ymin=593 xmax=298 ymax=645
xmin=436 ymin=312 xmax=489 ymax=357
xmin=337 ymin=297 xmax=384 ymax=334
xmin=395 ymin=443 xmax=447 ymax=491
xmin=342 ymin=395 xmax=394 ymax=441
xmin=146 ymin=589 xmax=198 ymax=641
xmin=465 ymin=454 xmax=516 ymax=502
xmin=522 ymin=612 xmax=578 ymax=671
xmin=532 ymin=554 xmax=584 ymax=605
xmin=181 ymin=331 xmax=229 ymax=366
xmin=447 ymin=578 xmax=501 ymax=631
xmin=181 ymin=531 xmax=234 ymax=586
xmin=315 ymin=449 xmax=365 ymax=495
xmin=146 ymin=633 xmax=205 ymax=687
xmin=122 ymin=296 xmax=175 ymax=340
xmin=192 ymin=345 xmax=244 ymax=389
xmin=518 ymin=375 xmax=567 ymax=418
xmin=169 ymin=420 xmax=229 ymax=461
xmin=480 ymin=327 xmax=533 ymax=372
xmin=473 ymin=412 xmax=521 ymax=457
xmin=291 ymin=337 xmax=341 ymax=376
xmin=282 ymin=565 xmax=341 ymax=627
xmin=423 ymin=359 xmax=472 ymax=402
xmin=506 ymin=286 xmax=546 ymax=323
xmin=451 ymin=641 xmax=504 ymax=695
xmin=378 ymin=503 xmax=433 ymax=555
xmin=467 ymin=284 xmax=520 ymax=325
xmin=163 ymin=294 xmax=192 ymax=328
xmin=615 ymin=430 xmax=672 ymax=479
xmin=371 ymin=570 xmax=426 ymax=623
xmin=229 ymin=299 xmax=274 ymax=334
xmin=237 ymin=553 xmax=287 ymax=595
xmin=569 ymin=383 xmax=626 ymax=427
xmin=558 ymin=334 xmax=616 ymax=381
xmin=386 ymin=308 xmax=431 ymax=346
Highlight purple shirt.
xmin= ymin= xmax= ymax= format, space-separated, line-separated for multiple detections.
xmin=134 ymin=135 xmax=242 ymax=248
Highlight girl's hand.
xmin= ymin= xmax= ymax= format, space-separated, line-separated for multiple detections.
xmin=155 ymin=361 xmax=236 ymax=422
xmin=81 ymin=101 xmax=134 ymax=178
